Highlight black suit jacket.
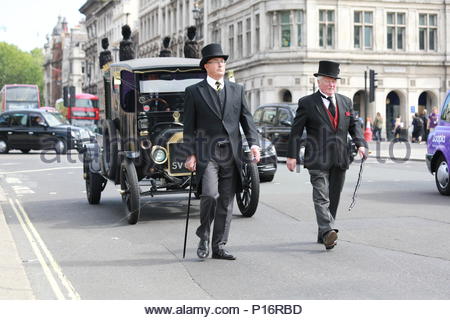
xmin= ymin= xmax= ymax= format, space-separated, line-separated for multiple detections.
xmin=183 ymin=79 xmax=259 ymax=188
xmin=287 ymin=91 xmax=367 ymax=170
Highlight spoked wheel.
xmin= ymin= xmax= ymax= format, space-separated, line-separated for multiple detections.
xmin=120 ymin=158 xmax=141 ymax=224
xmin=84 ymin=154 xmax=107 ymax=204
xmin=236 ymin=162 xmax=260 ymax=217
xmin=435 ymin=156 xmax=450 ymax=195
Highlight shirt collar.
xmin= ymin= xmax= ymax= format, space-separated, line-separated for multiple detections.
xmin=319 ymin=90 xmax=335 ymax=100
xmin=207 ymin=76 xmax=224 ymax=89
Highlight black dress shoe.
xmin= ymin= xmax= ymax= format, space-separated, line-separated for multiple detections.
xmin=323 ymin=230 xmax=338 ymax=248
xmin=197 ymin=240 xmax=209 ymax=259
xmin=212 ymin=249 xmax=236 ymax=260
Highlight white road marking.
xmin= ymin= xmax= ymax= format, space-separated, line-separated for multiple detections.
xmin=6 ymin=177 xmax=22 ymax=184
xmin=9 ymin=198 xmax=65 ymax=300
xmin=49 ymin=192 xmax=57 ymax=195
xmin=12 ymin=186 xmax=35 ymax=194
xmin=9 ymin=198 xmax=81 ymax=300
xmin=0 ymin=166 xmax=82 ymax=175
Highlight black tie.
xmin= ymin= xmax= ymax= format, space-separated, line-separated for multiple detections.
xmin=326 ymin=96 xmax=336 ymax=117
xmin=215 ymin=81 xmax=221 ymax=92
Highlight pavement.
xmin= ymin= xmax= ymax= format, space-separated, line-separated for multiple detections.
xmin=0 ymin=140 xmax=427 ymax=299
xmin=0 ymin=185 xmax=34 ymax=299
xmin=367 ymin=140 xmax=427 ymax=162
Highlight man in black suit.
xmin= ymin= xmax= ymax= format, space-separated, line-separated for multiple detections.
xmin=184 ymin=43 xmax=260 ymax=260
xmin=286 ymin=61 xmax=367 ymax=250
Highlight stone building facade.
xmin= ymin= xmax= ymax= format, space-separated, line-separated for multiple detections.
xmin=208 ymin=0 xmax=450 ymax=139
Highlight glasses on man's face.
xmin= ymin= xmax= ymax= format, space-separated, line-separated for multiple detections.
xmin=207 ymin=60 xmax=226 ymax=65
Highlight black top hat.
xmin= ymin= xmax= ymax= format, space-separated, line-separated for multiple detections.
xmin=200 ymin=43 xmax=229 ymax=68
xmin=314 ymin=60 xmax=341 ymax=79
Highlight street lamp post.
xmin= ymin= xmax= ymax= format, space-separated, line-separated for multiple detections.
xmin=192 ymin=1 xmax=203 ymax=41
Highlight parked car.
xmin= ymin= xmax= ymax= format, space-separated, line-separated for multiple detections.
xmin=0 ymin=109 xmax=90 ymax=154
xmin=242 ymin=133 xmax=277 ymax=182
xmin=426 ymin=90 xmax=450 ymax=195
xmin=253 ymin=103 xmax=358 ymax=163
xmin=253 ymin=103 xmax=304 ymax=157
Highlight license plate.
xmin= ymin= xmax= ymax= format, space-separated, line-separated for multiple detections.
xmin=167 ymin=142 xmax=191 ymax=176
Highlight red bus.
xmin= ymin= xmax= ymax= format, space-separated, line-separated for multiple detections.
xmin=0 ymin=84 xmax=40 ymax=112
xmin=55 ymin=93 xmax=100 ymax=131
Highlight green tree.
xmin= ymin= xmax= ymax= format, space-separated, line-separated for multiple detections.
xmin=0 ymin=42 xmax=44 ymax=99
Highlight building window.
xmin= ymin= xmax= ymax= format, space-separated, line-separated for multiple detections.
xmin=354 ymin=11 xmax=373 ymax=49
xmin=297 ymin=11 xmax=304 ymax=46
xmin=419 ymin=13 xmax=437 ymax=51
xmin=246 ymin=17 xmax=251 ymax=56
xmin=228 ymin=24 xmax=234 ymax=59
xmin=319 ymin=10 xmax=335 ymax=48
xmin=280 ymin=11 xmax=291 ymax=47
xmin=387 ymin=12 xmax=405 ymax=50
xmin=237 ymin=21 xmax=243 ymax=58
xmin=255 ymin=14 xmax=260 ymax=51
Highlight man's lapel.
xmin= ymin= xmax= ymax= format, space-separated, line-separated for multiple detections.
xmin=197 ymin=79 xmax=222 ymax=119
xmin=313 ymin=91 xmax=333 ymax=129
xmin=222 ymin=80 xmax=234 ymax=120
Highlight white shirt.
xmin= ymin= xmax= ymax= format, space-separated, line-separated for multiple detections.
xmin=207 ymin=76 xmax=224 ymax=91
xmin=319 ymin=90 xmax=336 ymax=111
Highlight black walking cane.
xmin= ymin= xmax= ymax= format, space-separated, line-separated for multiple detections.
xmin=183 ymin=172 xmax=194 ymax=259
xmin=348 ymin=156 xmax=366 ymax=212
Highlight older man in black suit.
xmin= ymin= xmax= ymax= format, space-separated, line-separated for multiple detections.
xmin=184 ymin=43 xmax=260 ymax=260
xmin=286 ymin=61 xmax=367 ymax=250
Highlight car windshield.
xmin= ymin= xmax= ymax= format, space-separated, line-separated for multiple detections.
xmin=138 ymin=70 xmax=205 ymax=112
xmin=42 ymin=112 xmax=68 ymax=126
xmin=139 ymin=71 xmax=204 ymax=93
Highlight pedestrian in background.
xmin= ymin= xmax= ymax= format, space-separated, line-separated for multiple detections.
xmin=392 ymin=116 xmax=403 ymax=140
xmin=183 ymin=43 xmax=260 ymax=260
xmin=411 ymin=113 xmax=424 ymax=143
xmin=372 ymin=112 xmax=384 ymax=141
xmin=428 ymin=106 xmax=439 ymax=133
xmin=420 ymin=110 xmax=428 ymax=142
xmin=286 ymin=60 xmax=367 ymax=250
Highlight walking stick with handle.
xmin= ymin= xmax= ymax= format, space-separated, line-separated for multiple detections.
xmin=183 ymin=172 xmax=194 ymax=259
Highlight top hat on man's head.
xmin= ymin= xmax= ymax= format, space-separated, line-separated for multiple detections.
xmin=200 ymin=43 xmax=229 ymax=68
xmin=314 ymin=60 xmax=341 ymax=79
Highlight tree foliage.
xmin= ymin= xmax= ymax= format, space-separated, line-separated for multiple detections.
xmin=0 ymin=42 xmax=44 ymax=96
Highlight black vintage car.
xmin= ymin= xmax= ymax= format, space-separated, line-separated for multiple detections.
xmin=82 ymin=57 xmax=261 ymax=224
xmin=0 ymin=109 xmax=90 ymax=154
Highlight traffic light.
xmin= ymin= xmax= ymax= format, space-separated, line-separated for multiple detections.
xmin=63 ymin=86 xmax=76 ymax=107
xmin=369 ymin=69 xmax=377 ymax=102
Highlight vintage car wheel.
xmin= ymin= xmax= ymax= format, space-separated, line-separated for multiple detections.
xmin=120 ymin=159 xmax=141 ymax=224
xmin=54 ymin=139 xmax=67 ymax=154
xmin=435 ymin=156 xmax=450 ymax=195
xmin=101 ymin=119 xmax=119 ymax=180
xmin=236 ymin=162 xmax=260 ymax=217
xmin=0 ymin=139 xmax=9 ymax=154
xmin=20 ymin=149 xmax=31 ymax=154
xmin=84 ymin=154 xmax=106 ymax=204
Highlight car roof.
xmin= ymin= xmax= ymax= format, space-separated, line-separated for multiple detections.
xmin=255 ymin=103 xmax=298 ymax=111
xmin=111 ymin=57 xmax=203 ymax=72
xmin=1 ymin=109 xmax=45 ymax=114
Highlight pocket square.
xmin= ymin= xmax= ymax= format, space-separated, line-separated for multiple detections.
xmin=345 ymin=111 xmax=351 ymax=116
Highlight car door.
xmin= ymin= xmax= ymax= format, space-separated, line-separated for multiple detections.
xmin=259 ymin=107 xmax=278 ymax=142
xmin=28 ymin=112 xmax=49 ymax=149
xmin=7 ymin=112 xmax=30 ymax=149
xmin=273 ymin=107 xmax=294 ymax=156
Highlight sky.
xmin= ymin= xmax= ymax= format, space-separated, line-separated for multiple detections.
xmin=0 ymin=0 xmax=86 ymax=52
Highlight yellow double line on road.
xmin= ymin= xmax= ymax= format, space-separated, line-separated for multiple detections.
xmin=9 ymin=198 xmax=81 ymax=300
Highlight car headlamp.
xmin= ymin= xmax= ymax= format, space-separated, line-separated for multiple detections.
xmin=151 ymin=146 xmax=168 ymax=164
xmin=71 ymin=130 xmax=80 ymax=139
